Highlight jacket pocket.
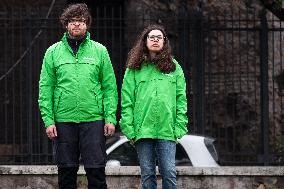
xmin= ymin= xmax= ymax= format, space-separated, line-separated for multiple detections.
xmin=133 ymin=101 xmax=142 ymax=135
xmin=54 ymin=90 xmax=63 ymax=113
xmin=93 ymin=91 xmax=103 ymax=114
xmin=158 ymin=76 xmax=176 ymax=87
xmin=93 ymin=92 xmax=99 ymax=108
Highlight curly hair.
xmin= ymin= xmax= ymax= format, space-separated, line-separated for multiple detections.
xmin=126 ymin=24 xmax=175 ymax=73
xmin=59 ymin=3 xmax=92 ymax=29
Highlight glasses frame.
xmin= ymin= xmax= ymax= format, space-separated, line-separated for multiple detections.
xmin=147 ymin=35 xmax=165 ymax=42
xmin=68 ymin=18 xmax=87 ymax=25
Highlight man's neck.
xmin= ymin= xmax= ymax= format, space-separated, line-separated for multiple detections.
xmin=67 ymin=33 xmax=86 ymax=40
xmin=66 ymin=33 xmax=87 ymax=55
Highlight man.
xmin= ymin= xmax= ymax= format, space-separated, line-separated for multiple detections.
xmin=38 ymin=3 xmax=117 ymax=189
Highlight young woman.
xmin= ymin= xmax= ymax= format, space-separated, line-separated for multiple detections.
xmin=120 ymin=24 xmax=188 ymax=189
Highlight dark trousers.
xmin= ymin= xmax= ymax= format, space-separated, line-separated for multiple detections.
xmin=58 ymin=167 xmax=107 ymax=189
xmin=53 ymin=121 xmax=107 ymax=189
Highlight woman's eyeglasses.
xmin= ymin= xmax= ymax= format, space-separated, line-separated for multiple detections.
xmin=147 ymin=35 xmax=165 ymax=41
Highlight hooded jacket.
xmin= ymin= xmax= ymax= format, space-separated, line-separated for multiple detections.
xmin=119 ymin=60 xmax=188 ymax=142
xmin=38 ymin=32 xmax=117 ymax=127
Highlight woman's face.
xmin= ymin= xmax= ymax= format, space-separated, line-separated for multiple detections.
xmin=146 ymin=29 xmax=164 ymax=53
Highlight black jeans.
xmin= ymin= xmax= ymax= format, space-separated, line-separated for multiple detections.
xmin=58 ymin=167 xmax=107 ymax=189
xmin=53 ymin=120 xmax=107 ymax=189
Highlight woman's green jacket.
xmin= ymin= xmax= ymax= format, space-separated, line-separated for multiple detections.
xmin=120 ymin=60 xmax=188 ymax=142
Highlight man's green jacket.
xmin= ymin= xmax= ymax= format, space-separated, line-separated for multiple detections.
xmin=38 ymin=32 xmax=118 ymax=127
xmin=119 ymin=60 xmax=188 ymax=142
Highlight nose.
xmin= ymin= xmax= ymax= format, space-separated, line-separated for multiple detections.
xmin=73 ymin=21 xmax=81 ymax=25
xmin=153 ymin=37 xmax=159 ymax=42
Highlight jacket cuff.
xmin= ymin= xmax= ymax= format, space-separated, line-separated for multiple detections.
xmin=105 ymin=117 xmax=117 ymax=125
xmin=174 ymin=123 xmax=188 ymax=139
xmin=44 ymin=120 xmax=55 ymax=128
xmin=126 ymin=134 xmax=136 ymax=141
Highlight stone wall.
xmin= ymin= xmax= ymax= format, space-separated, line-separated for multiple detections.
xmin=202 ymin=0 xmax=284 ymax=164
xmin=123 ymin=0 xmax=284 ymax=164
xmin=0 ymin=166 xmax=283 ymax=189
xmin=123 ymin=0 xmax=190 ymax=53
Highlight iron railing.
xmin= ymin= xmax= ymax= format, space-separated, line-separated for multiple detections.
xmin=0 ymin=2 xmax=283 ymax=165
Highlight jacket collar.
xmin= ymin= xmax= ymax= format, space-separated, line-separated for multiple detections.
xmin=61 ymin=32 xmax=90 ymax=55
xmin=62 ymin=31 xmax=90 ymax=41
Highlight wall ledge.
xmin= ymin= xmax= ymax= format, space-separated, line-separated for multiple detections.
xmin=0 ymin=165 xmax=283 ymax=176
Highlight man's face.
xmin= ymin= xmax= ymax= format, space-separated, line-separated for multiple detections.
xmin=66 ymin=17 xmax=87 ymax=38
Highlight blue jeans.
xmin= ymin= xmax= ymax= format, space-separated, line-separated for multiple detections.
xmin=135 ymin=139 xmax=176 ymax=189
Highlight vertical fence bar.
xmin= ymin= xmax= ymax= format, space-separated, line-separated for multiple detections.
xmin=3 ymin=7 xmax=8 ymax=162
xmin=192 ymin=5 xmax=205 ymax=135
xmin=206 ymin=11 xmax=214 ymax=139
xmin=178 ymin=1 xmax=192 ymax=132
xmin=41 ymin=18 xmax=48 ymax=164
xmin=259 ymin=9 xmax=269 ymax=165
xmin=27 ymin=12 xmax=33 ymax=164
xmin=11 ymin=6 xmax=16 ymax=164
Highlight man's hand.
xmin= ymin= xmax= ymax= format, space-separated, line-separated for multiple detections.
xmin=104 ymin=123 xmax=115 ymax=136
xmin=46 ymin=125 xmax=57 ymax=140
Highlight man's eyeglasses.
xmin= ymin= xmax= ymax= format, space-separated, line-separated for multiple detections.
xmin=68 ymin=18 xmax=86 ymax=25
xmin=147 ymin=35 xmax=165 ymax=41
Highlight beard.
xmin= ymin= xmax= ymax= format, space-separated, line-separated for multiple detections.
xmin=67 ymin=28 xmax=87 ymax=39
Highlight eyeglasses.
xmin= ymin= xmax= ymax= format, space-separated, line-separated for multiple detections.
xmin=147 ymin=35 xmax=165 ymax=41
xmin=68 ymin=18 xmax=86 ymax=25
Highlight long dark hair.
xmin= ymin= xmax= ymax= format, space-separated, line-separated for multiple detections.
xmin=126 ymin=24 xmax=176 ymax=73
xmin=59 ymin=3 xmax=92 ymax=29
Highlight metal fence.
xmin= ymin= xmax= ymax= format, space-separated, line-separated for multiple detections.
xmin=0 ymin=2 xmax=283 ymax=165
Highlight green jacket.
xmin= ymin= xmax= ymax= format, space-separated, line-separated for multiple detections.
xmin=38 ymin=32 xmax=118 ymax=127
xmin=119 ymin=60 xmax=188 ymax=142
